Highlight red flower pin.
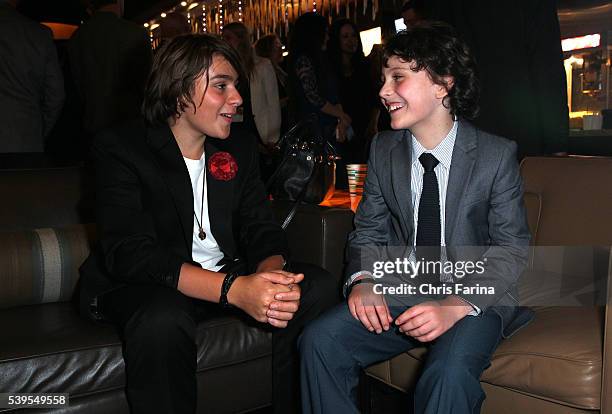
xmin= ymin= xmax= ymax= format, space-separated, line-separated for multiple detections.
xmin=208 ymin=151 xmax=238 ymax=181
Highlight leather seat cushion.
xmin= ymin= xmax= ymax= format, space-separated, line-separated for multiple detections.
xmin=0 ymin=302 xmax=272 ymax=398
xmin=367 ymin=306 xmax=602 ymax=410
xmin=482 ymin=306 xmax=603 ymax=409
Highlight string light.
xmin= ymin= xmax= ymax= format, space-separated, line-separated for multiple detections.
xmin=219 ymin=0 xmax=223 ymax=31
xmin=202 ymin=3 xmax=207 ymax=32
xmin=238 ymin=0 xmax=243 ymax=22
xmin=313 ymin=0 xmax=316 ymax=13
xmin=187 ymin=12 xmax=191 ymax=25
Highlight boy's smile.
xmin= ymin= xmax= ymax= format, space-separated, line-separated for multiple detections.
xmin=380 ymin=56 xmax=453 ymax=142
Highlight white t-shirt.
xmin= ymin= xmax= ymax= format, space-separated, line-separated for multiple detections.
xmin=183 ymin=155 xmax=224 ymax=272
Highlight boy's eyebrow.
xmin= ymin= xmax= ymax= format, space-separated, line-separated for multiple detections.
xmin=383 ymin=65 xmax=411 ymax=71
xmin=210 ymin=74 xmax=236 ymax=81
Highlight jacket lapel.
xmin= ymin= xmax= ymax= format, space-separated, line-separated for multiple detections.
xmin=390 ymin=130 xmax=413 ymax=242
xmin=204 ymin=138 xmax=235 ymax=256
xmin=146 ymin=124 xmax=193 ymax=252
xmin=445 ymin=120 xmax=478 ymax=244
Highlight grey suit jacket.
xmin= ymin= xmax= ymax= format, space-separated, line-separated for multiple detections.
xmin=0 ymin=3 xmax=64 ymax=152
xmin=345 ymin=120 xmax=533 ymax=337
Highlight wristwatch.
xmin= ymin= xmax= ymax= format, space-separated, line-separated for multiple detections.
xmin=346 ymin=277 xmax=376 ymax=297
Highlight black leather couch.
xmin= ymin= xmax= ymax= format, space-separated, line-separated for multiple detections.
xmin=0 ymin=166 xmax=354 ymax=413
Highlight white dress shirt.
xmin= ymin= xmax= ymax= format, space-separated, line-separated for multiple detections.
xmin=410 ymin=121 xmax=458 ymax=247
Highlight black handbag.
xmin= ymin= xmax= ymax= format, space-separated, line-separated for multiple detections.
xmin=266 ymin=114 xmax=337 ymax=228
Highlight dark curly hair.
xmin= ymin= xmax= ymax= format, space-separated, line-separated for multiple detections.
xmin=383 ymin=21 xmax=479 ymax=119
xmin=142 ymin=34 xmax=245 ymax=126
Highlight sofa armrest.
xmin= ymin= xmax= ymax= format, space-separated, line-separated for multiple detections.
xmin=270 ymin=201 xmax=354 ymax=281
xmin=602 ymin=246 xmax=612 ymax=414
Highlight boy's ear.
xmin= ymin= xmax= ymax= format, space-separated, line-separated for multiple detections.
xmin=435 ymin=76 xmax=455 ymax=99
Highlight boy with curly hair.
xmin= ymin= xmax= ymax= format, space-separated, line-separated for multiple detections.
xmin=299 ymin=22 xmax=532 ymax=413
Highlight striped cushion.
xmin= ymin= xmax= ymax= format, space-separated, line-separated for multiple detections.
xmin=0 ymin=224 xmax=95 ymax=309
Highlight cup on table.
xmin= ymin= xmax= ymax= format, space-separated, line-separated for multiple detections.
xmin=346 ymin=164 xmax=367 ymax=212
xmin=583 ymin=114 xmax=603 ymax=130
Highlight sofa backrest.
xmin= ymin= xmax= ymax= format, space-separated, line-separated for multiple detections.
xmin=520 ymin=156 xmax=612 ymax=307
xmin=521 ymin=156 xmax=612 ymax=246
xmin=0 ymin=202 xmax=354 ymax=310
xmin=0 ymin=167 xmax=94 ymax=231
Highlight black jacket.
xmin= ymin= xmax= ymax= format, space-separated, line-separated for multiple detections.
xmin=68 ymin=11 xmax=151 ymax=136
xmin=79 ymin=120 xmax=288 ymax=319
xmin=0 ymin=3 xmax=64 ymax=152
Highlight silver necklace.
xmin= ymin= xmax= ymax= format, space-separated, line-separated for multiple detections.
xmin=193 ymin=171 xmax=206 ymax=240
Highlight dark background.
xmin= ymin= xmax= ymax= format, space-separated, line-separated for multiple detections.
xmin=14 ymin=0 xmax=610 ymax=25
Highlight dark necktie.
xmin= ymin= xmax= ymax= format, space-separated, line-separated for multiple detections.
xmin=416 ymin=153 xmax=441 ymax=270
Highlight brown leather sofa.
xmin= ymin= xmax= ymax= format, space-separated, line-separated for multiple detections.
xmin=2 ymin=156 xmax=611 ymax=413
xmin=0 ymin=166 xmax=353 ymax=413
xmin=366 ymin=157 xmax=612 ymax=414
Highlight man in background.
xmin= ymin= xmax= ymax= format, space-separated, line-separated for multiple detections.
xmin=0 ymin=0 xmax=64 ymax=153
xmin=68 ymin=0 xmax=151 ymax=140
xmin=401 ymin=0 xmax=427 ymax=27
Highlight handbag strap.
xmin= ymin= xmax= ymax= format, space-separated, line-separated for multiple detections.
xmin=280 ymin=163 xmax=317 ymax=229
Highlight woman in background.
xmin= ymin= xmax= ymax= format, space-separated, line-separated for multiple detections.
xmin=327 ymin=18 xmax=378 ymax=164
xmin=288 ymin=12 xmax=351 ymax=188
xmin=222 ymin=22 xmax=281 ymax=149
xmin=223 ymin=23 xmax=281 ymax=182
xmin=255 ymin=33 xmax=289 ymax=136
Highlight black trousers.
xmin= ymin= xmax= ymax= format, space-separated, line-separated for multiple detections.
xmin=102 ymin=262 xmax=339 ymax=414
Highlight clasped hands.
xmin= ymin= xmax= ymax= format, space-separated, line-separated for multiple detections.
xmin=227 ymin=255 xmax=302 ymax=328
xmin=348 ymin=283 xmax=472 ymax=342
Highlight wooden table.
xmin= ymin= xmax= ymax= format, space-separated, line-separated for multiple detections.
xmin=319 ymin=189 xmax=353 ymax=210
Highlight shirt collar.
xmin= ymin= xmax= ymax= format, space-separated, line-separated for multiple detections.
xmin=411 ymin=120 xmax=458 ymax=170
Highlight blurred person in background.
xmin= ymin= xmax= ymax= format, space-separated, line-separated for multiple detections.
xmin=223 ymin=22 xmax=280 ymax=181
xmin=0 ymin=0 xmax=64 ymax=153
xmin=158 ymin=11 xmax=191 ymax=49
xmin=68 ymin=0 xmax=151 ymax=145
xmin=255 ymin=33 xmax=289 ymax=136
xmin=223 ymin=23 xmax=281 ymax=148
xmin=327 ymin=18 xmax=378 ymax=164
xmin=288 ymin=12 xmax=351 ymax=188
xmin=401 ymin=0 xmax=428 ymax=27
